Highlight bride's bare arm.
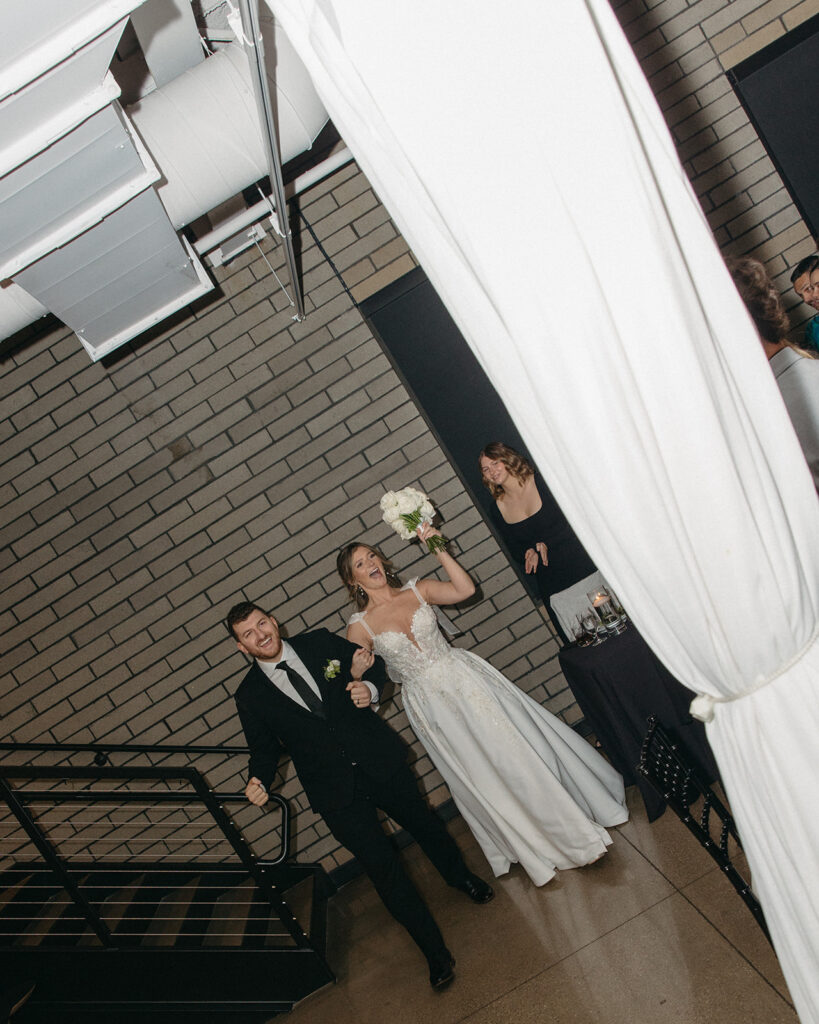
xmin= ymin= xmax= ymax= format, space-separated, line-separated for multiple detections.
xmin=346 ymin=622 xmax=372 ymax=650
xmin=416 ymin=524 xmax=476 ymax=607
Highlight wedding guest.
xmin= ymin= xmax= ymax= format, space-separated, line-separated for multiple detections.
xmin=478 ymin=441 xmax=597 ymax=642
xmin=729 ymin=255 xmax=819 ymax=491
xmin=227 ymin=600 xmax=495 ymax=990
xmin=338 ymin=530 xmax=628 ymax=888
xmin=790 ymin=253 xmax=819 ymax=352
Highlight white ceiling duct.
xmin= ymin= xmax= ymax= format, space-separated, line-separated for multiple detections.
xmin=0 ymin=20 xmax=123 ymax=178
xmin=127 ymin=40 xmax=328 ymax=229
xmin=0 ymin=103 xmax=160 ymax=281
xmin=0 ymin=282 xmax=48 ymax=337
xmin=0 ymin=0 xmax=138 ymax=102
xmin=1 ymin=5 xmax=330 ymax=359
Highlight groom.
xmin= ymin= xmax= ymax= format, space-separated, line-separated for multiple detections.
xmin=226 ymin=600 xmax=493 ymax=989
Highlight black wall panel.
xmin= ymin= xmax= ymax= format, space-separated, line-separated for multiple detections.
xmin=359 ymin=267 xmax=537 ymax=597
xmin=730 ymin=15 xmax=819 ymax=237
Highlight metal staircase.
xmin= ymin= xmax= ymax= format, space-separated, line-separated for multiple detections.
xmin=0 ymin=746 xmax=335 ymax=1020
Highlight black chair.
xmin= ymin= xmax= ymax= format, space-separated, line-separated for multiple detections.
xmin=637 ymin=715 xmax=771 ymax=944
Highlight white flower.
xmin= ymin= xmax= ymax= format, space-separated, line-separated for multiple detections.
xmin=323 ymin=659 xmax=341 ymax=680
xmin=396 ymin=489 xmax=421 ymax=514
xmin=378 ymin=486 xmax=447 ymax=552
xmin=379 ymin=491 xmax=399 ymax=514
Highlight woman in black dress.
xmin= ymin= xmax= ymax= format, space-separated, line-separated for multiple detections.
xmin=479 ymin=441 xmax=596 ymax=643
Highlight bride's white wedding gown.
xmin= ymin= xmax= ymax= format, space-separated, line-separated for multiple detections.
xmin=350 ymin=581 xmax=628 ymax=886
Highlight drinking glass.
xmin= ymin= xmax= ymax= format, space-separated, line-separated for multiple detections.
xmin=573 ymin=616 xmax=594 ymax=647
xmin=580 ymin=610 xmax=604 ymax=645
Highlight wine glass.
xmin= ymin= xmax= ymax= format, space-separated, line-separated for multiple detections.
xmin=573 ymin=616 xmax=593 ymax=647
xmin=580 ymin=610 xmax=604 ymax=645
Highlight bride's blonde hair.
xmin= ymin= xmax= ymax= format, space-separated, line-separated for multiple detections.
xmin=336 ymin=541 xmax=403 ymax=611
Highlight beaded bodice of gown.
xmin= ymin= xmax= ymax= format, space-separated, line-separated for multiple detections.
xmin=354 ymin=598 xmax=452 ymax=688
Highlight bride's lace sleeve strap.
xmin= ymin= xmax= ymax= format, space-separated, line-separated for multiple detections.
xmin=404 ymin=577 xmax=425 ymax=603
xmin=349 ymin=611 xmax=376 ymax=640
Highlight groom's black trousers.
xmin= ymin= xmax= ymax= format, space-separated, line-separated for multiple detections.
xmin=321 ymin=764 xmax=469 ymax=960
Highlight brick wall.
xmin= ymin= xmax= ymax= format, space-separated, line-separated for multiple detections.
xmin=0 ymin=162 xmax=564 ymax=870
xmin=2 ymin=1 xmax=817 ymax=869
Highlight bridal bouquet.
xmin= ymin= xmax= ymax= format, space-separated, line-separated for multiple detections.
xmin=380 ymin=487 xmax=447 ymax=553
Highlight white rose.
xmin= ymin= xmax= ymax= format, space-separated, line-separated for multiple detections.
xmin=396 ymin=491 xmax=419 ymax=515
xmin=380 ymin=491 xmax=399 ymax=514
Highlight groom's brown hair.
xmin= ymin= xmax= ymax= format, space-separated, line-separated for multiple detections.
xmin=225 ymin=601 xmax=269 ymax=639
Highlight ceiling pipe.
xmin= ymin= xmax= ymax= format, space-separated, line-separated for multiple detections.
xmin=192 ymin=145 xmax=353 ymax=256
xmin=127 ymin=42 xmax=327 ymax=230
xmin=236 ymin=0 xmax=305 ymax=321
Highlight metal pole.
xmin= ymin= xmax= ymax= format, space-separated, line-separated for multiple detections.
xmin=236 ymin=0 xmax=306 ymax=321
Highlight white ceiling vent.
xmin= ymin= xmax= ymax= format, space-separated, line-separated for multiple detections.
xmin=16 ymin=191 xmax=212 ymax=360
xmin=0 ymin=1 xmax=340 ymax=360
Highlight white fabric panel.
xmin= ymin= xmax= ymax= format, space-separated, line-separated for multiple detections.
xmin=266 ymin=2 xmax=819 ymax=1019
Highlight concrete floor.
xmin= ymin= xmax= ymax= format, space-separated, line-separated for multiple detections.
xmin=287 ymin=785 xmax=796 ymax=1024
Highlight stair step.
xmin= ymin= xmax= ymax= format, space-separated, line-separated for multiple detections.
xmin=2 ymin=947 xmax=334 ymax=1017
xmin=0 ymin=875 xmax=68 ymax=943
xmin=0 ymin=863 xmax=331 ymax=963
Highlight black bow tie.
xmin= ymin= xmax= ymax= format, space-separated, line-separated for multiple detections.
xmin=278 ymin=661 xmax=325 ymax=718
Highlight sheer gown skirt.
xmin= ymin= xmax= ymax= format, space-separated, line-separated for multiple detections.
xmin=401 ymin=647 xmax=628 ymax=886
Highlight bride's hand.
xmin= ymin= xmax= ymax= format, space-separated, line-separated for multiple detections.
xmin=417 ymin=522 xmax=443 ymax=546
xmin=350 ymin=647 xmax=374 ymax=679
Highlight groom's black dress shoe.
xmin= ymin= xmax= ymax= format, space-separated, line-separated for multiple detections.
xmin=457 ymin=873 xmax=494 ymax=904
xmin=428 ymin=951 xmax=456 ymax=990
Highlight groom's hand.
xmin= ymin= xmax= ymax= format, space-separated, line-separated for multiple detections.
xmin=245 ymin=776 xmax=269 ymax=806
xmin=346 ymin=679 xmax=372 ymax=708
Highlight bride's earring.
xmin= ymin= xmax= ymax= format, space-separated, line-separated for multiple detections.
xmin=356 ymin=584 xmax=365 ymax=598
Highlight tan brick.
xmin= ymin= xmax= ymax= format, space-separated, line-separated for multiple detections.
xmin=711 ymin=21 xmax=747 ymax=51
xmin=784 ymin=0 xmax=819 ymax=27
xmin=742 ymin=0 xmax=789 ymax=33
xmin=350 ymin=256 xmax=417 ymax=303
xmin=719 ymin=19 xmax=784 ymax=66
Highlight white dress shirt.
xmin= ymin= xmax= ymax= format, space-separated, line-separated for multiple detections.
xmin=256 ymin=641 xmax=378 ymax=710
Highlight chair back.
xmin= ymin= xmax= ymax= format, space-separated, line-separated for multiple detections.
xmin=638 ymin=715 xmax=771 ymax=944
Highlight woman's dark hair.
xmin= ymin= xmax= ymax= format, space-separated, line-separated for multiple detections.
xmin=336 ymin=542 xmax=402 ymax=611
xmin=726 ymin=256 xmax=790 ymax=346
xmin=478 ymin=441 xmax=534 ymax=500
xmin=790 ymin=253 xmax=819 ymax=285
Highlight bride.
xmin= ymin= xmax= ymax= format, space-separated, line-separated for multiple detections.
xmin=337 ymin=525 xmax=628 ymax=886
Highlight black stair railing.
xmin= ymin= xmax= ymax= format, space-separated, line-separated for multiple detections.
xmin=0 ymin=761 xmax=308 ymax=948
xmin=0 ymin=745 xmax=337 ymax=1017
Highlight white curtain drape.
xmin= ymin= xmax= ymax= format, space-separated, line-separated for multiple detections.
xmin=266 ymin=1 xmax=819 ymax=1017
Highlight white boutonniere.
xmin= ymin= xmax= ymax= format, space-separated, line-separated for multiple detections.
xmin=323 ymin=659 xmax=341 ymax=681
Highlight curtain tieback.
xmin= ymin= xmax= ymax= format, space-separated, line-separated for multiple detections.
xmin=690 ymin=628 xmax=818 ymax=723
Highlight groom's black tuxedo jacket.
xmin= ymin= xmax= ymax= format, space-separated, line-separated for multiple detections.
xmin=235 ymin=628 xmax=408 ymax=813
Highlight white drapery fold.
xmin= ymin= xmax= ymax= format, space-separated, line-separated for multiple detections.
xmin=267 ymin=1 xmax=819 ymax=1017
